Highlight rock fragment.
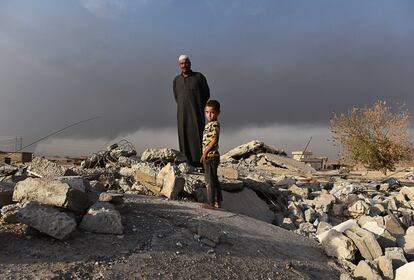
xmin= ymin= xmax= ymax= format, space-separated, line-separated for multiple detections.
xmin=321 ymin=230 xmax=357 ymax=260
xmin=79 ymin=202 xmax=123 ymax=235
xmin=16 ymin=202 xmax=77 ymax=240
xmin=141 ymin=148 xmax=186 ymax=164
xmin=156 ymin=163 xmax=185 ymax=199
xmin=344 ymin=225 xmax=382 ymax=260
xmin=353 ymin=260 xmax=382 ymax=280
xmin=384 ymin=247 xmax=408 ymax=269
xmin=13 ymin=178 xmax=90 ymax=212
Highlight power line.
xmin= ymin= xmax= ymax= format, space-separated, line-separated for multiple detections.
xmin=5 ymin=116 xmax=100 ymax=155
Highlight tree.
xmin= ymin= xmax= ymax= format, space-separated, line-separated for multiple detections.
xmin=330 ymin=100 xmax=412 ymax=174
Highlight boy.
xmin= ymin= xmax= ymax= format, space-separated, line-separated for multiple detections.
xmin=200 ymin=100 xmax=222 ymax=209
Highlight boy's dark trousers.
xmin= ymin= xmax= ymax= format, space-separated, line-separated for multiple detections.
xmin=203 ymin=156 xmax=222 ymax=204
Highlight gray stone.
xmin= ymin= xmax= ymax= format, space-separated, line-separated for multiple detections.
xmin=316 ymin=221 xmax=332 ymax=235
xmin=57 ymin=176 xmax=88 ymax=192
xmin=217 ymin=165 xmax=239 ymax=180
xmin=220 ymin=140 xmax=286 ymax=161
xmin=287 ymin=201 xmax=304 ymax=222
xmin=332 ymin=204 xmax=345 ymax=216
xmin=1 ymin=203 xmax=23 ymax=223
xmin=384 ymin=247 xmax=408 ymax=269
xmin=377 ymin=255 xmax=394 ymax=280
xmin=141 ymin=148 xmax=186 ymax=164
xmin=298 ymin=222 xmax=316 ymax=234
xmin=17 ymin=202 xmax=77 ymax=240
xmin=156 ymin=163 xmax=185 ymax=199
xmin=0 ymin=180 xmax=15 ymax=207
xmin=384 ymin=214 xmax=405 ymax=237
xmin=305 ymin=193 xmax=336 ymax=212
xmin=339 ymin=273 xmax=353 ymax=280
xmin=304 ymin=208 xmax=317 ymax=223
xmin=362 ymin=221 xmax=396 ymax=249
xmin=98 ymin=192 xmax=124 ymax=204
xmin=321 ymin=229 xmax=357 ymax=260
xmin=133 ymin=163 xmax=161 ymax=194
xmin=348 ymin=200 xmax=370 ymax=218
xmin=221 ymin=188 xmax=274 ymax=223
xmin=344 ymin=225 xmax=382 ymax=260
xmin=13 ymin=178 xmax=90 ymax=212
xmin=219 ymin=178 xmax=244 ymax=192
xmin=79 ymin=202 xmax=123 ymax=235
xmin=353 ymin=260 xmax=382 ymax=280
xmin=289 ymin=184 xmax=309 ymax=198
xmin=28 ymin=157 xmax=72 ymax=178
xmin=258 ymin=153 xmax=316 ymax=173
xmin=280 ymin=217 xmax=296 ymax=230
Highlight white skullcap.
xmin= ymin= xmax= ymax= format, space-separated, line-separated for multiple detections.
xmin=178 ymin=54 xmax=189 ymax=62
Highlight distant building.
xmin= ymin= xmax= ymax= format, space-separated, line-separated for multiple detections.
xmin=0 ymin=151 xmax=33 ymax=164
xmin=291 ymin=150 xmax=328 ymax=170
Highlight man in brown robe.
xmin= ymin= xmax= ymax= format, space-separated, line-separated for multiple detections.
xmin=173 ymin=55 xmax=210 ymax=167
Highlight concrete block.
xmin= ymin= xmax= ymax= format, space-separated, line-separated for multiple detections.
xmin=377 ymin=255 xmax=394 ymax=280
xmin=344 ymin=225 xmax=382 ymax=260
xmin=321 ymin=230 xmax=357 ymax=260
xmin=353 ymin=260 xmax=382 ymax=280
xmin=79 ymin=202 xmax=123 ymax=235
xmin=17 ymin=201 xmax=77 ymax=240
xmin=384 ymin=247 xmax=407 ymax=270
xmin=12 ymin=178 xmax=90 ymax=212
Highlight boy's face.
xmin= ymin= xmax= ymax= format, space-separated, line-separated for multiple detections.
xmin=205 ymin=106 xmax=219 ymax=122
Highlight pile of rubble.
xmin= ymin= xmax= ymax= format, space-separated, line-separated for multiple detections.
xmin=1 ymin=139 xmax=414 ymax=279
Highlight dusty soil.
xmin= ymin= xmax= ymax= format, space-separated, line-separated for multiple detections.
xmin=0 ymin=194 xmax=341 ymax=279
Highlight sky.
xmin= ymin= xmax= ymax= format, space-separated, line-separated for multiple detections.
xmin=0 ymin=0 xmax=413 ymax=159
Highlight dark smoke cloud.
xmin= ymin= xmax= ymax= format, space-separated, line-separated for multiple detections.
xmin=0 ymin=0 xmax=413 ymax=154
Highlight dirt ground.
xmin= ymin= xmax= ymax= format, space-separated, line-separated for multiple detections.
xmin=0 ymin=194 xmax=341 ymax=279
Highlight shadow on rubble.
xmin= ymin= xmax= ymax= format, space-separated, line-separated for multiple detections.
xmin=0 ymin=195 xmax=339 ymax=278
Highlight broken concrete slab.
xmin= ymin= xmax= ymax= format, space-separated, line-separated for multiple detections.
xmin=353 ymin=260 xmax=382 ymax=280
xmin=317 ymin=219 xmax=358 ymax=243
xmin=344 ymin=225 xmax=382 ymax=260
xmin=348 ymin=200 xmax=370 ymax=218
xmin=258 ymin=153 xmax=316 ymax=173
xmin=56 ymin=176 xmax=88 ymax=192
xmin=141 ymin=148 xmax=186 ymax=164
xmin=400 ymin=186 xmax=414 ymax=201
xmin=384 ymin=247 xmax=408 ymax=270
xmin=321 ymin=229 xmax=357 ymax=261
xmin=156 ymin=163 xmax=185 ymax=199
xmin=384 ymin=213 xmax=406 ymax=237
xmin=133 ymin=163 xmax=161 ymax=194
xmin=221 ymin=188 xmax=274 ymax=223
xmin=220 ymin=140 xmax=286 ymax=162
xmin=16 ymin=201 xmax=77 ymax=240
xmin=79 ymin=202 xmax=123 ymax=235
xmin=362 ymin=221 xmax=396 ymax=249
xmin=13 ymin=178 xmax=91 ymax=212
xmin=28 ymin=157 xmax=74 ymax=178
xmin=377 ymin=255 xmax=394 ymax=280
xmin=217 ymin=165 xmax=239 ymax=180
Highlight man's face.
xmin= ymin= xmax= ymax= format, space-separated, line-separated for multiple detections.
xmin=205 ymin=106 xmax=219 ymax=122
xmin=179 ymin=59 xmax=191 ymax=73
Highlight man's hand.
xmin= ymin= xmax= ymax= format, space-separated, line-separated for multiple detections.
xmin=200 ymin=152 xmax=207 ymax=163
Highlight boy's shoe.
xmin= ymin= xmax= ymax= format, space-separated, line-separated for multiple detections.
xmin=199 ymin=203 xmax=215 ymax=210
xmin=214 ymin=202 xmax=221 ymax=209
